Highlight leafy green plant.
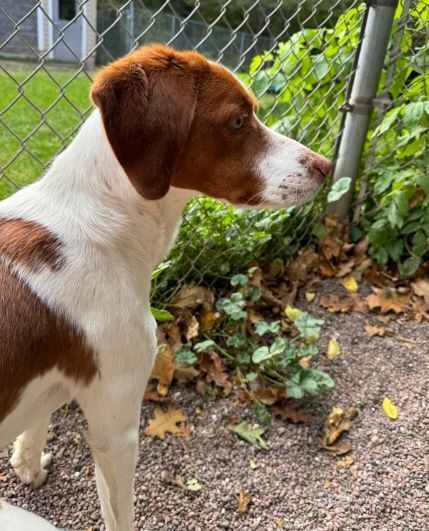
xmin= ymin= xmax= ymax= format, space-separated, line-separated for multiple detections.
xmin=358 ymin=22 xmax=429 ymax=276
xmin=174 ymin=271 xmax=334 ymax=405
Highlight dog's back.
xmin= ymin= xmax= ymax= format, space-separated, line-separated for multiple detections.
xmin=0 ymin=500 xmax=59 ymax=530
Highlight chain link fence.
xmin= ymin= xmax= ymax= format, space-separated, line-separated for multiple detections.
xmin=0 ymin=0 xmax=427 ymax=297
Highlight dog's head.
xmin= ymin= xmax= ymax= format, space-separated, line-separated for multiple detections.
xmin=91 ymin=45 xmax=330 ymax=207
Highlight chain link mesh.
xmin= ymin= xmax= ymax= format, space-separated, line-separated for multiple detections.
xmin=0 ymin=0 xmax=426 ymax=299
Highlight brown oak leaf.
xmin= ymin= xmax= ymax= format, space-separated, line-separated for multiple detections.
xmin=411 ymin=279 xmax=429 ymax=307
xmin=272 ymin=404 xmax=310 ymax=423
xmin=171 ymin=285 xmax=215 ymax=310
xmin=200 ymin=352 xmax=229 ymax=388
xmin=364 ymin=322 xmax=386 ymax=337
xmin=150 ymin=347 xmax=176 ymax=396
xmin=144 ymin=405 xmax=188 ymax=439
xmin=366 ymin=287 xmax=410 ymax=314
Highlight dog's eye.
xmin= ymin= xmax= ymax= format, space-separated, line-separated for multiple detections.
xmin=232 ymin=116 xmax=244 ymax=129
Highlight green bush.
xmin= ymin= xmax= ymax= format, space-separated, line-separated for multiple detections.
xmin=357 ymin=1 xmax=429 ymax=275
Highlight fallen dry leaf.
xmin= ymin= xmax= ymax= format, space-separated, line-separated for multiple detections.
xmin=200 ymin=352 xmax=229 ymax=388
xmin=336 ymin=455 xmax=354 ymax=468
xmin=320 ymin=294 xmax=355 ymax=313
xmin=364 ymin=322 xmax=386 ymax=337
xmin=335 ymin=259 xmax=355 ymax=278
xmin=200 ymin=310 xmax=217 ymax=331
xmin=412 ymin=279 xmax=429 ymax=306
xmin=144 ymin=385 xmax=170 ymax=402
xmin=298 ymin=355 xmax=312 ymax=369
xmin=327 ymin=338 xmax=341 ymax=360
xmin=382 ymin=397 xmax=398 ymax=420
xmin=286 ymin=247 xmax=319 ymax=282
xmin=237 ymin=491 xmax=252 ymax=514
xmin=144 ymin=405 xmax=188 ymax=439
xmin=319 ymin=293 xmax=367 ymax=314
xmin=321 ymin=235 xmax=345 ymax=262
xmin=252 ymin=384 xmax=286 ymax=405
xmin=151 ymin=347 xmax=176 ymax=396
xmin=171 ymin=285 xmax=214 ymax=310
xmin=272 ymin=404 xmax=311 ymax=423
xmin=185 ymin=315 xmax=199 ymax=341
xmin=174 ymin=365 xmax=199 ymax=383
xmin=324 ymin=419 xmax=351 ymax=446
xmin=322 ymin=407 xmax=357 ymax=447
xmin=341 ymin=276 xmax=359 ymax=293
xmin=305 ymin=291 xmax=316 ymax=302
xmin=366 ymin=287 xmax=410 ymax=314
xmin=323 ymin=440 xmax=352 ymax=456
xmin=319 ymin=258 xmax=337 ymax=278
xmin=411 ymin=297 xmax=429 ymax=322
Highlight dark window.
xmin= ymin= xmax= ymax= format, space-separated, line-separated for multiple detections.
xmin=59 ymin=0 xmax=76 ymax=21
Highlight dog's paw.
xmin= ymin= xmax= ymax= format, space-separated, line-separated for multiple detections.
xmin=10 ymin=452 xmax=53 ymax=488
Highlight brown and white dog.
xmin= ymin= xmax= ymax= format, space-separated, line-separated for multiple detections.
xmin=0 ymin=45 xmax=330 ymax=530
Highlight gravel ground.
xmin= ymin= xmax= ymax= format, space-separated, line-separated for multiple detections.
xmin=1 ymin=280 xmax=428 ymax=531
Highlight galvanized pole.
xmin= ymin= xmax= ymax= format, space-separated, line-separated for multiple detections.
xmin=327 ymin=0 xmax=399 ymax=219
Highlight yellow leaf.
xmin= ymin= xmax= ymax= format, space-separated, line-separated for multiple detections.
xmin=327 ymin=338 xmax=341 ymax=360
xmin=305 ymin=291 xmax=316 ymax=302
xmin=382 ymin=397 xmax=398 ymax=420
xmin=341 ymin=276 xmax=358 ymax=293
xmin=285 ymin=306 xmax=303 ymax=322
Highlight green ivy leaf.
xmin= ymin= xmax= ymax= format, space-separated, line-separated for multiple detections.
xmin=294 ymin=314 xmax=324 ymax=342
xmin=252 ymin=346 xmax=271 ymax=364
xmin=327 ymin=177 xmax=352 ymax=203
xmin=403 ymin=101 xmax=425 ymax=128
xmin=231 ymin=274 xmax=248 ymax=286
xmin=227 ymin=334 xmax=248 ymax=349
xmin=186 ymin=479 xmax=202 ymax=492
xmin=231 ymin=422 xmax=268 ymax=450
xmin=193 ymin=340 xmax=216 ymax=353
xmin=254 ymin=320 xmax=281 ymax=336
xmin=175 ymin=347 xmax=197 ymax=366
xmin=400 ymin=256 xmax=421 ymax=276
xmin=150 ymin=307 xmax=174 ymax=322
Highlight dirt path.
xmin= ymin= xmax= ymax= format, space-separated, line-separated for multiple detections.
xmin=1 ymin=287 xmax=428 ymax=531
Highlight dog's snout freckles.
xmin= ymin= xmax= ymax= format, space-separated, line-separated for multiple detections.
xmin=299 ymin=152 xmax=331 ymax=185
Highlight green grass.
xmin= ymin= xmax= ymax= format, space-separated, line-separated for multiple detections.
xmin=0 ymin=68 xmax=92 ymax=199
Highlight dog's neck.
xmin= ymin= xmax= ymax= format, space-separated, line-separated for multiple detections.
xmin=1 ymin=110 xmax=195 ymax=273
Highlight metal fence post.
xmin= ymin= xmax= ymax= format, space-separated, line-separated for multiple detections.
xmin=327 ymin=0 xmax=399 ymax=219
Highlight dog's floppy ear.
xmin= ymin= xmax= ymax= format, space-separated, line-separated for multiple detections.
xmin=91 ymin=45 xmax=204 ymax=200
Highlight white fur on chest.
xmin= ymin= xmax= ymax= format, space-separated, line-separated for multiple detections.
xmin=0 ymin=111 xmax=194 ymax=377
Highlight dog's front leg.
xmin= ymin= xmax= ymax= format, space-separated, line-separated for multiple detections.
xmin=78 ymin=375 xmax=146 ymax=531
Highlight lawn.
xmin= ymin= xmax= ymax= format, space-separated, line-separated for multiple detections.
xmin=0 ymin=67 xmax=92 ymax=199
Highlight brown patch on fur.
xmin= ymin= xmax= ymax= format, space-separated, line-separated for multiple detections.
xmin=0 ymin=220 xmax=97 ymax=423
xmin=0 ymin=264 xmax=98 ymax=422
xmin=91 ymin=44 xmax=266 ymax=205
xmin=0 ymin=217 xmax=63 ymax=271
